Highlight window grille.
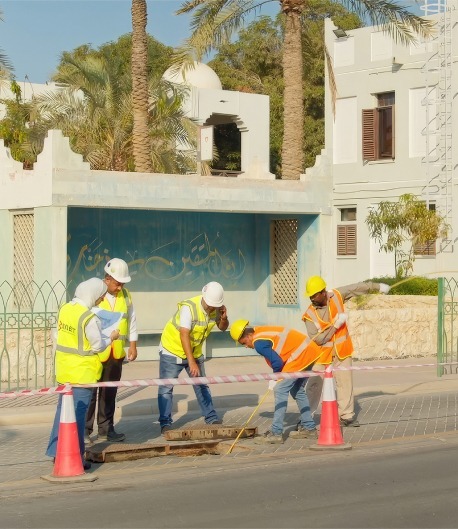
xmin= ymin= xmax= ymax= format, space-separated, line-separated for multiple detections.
xmin=13 ymin=211 xmax=34 ymax=308
xmin=271 ymin=219 xmax=298 ymax=305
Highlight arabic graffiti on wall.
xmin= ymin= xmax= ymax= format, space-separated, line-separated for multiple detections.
xmin=67 ymin=208 xmax=255 ymax=291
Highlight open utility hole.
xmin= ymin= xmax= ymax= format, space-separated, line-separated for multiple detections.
xmin=86 ymin=440 xmax=250 ymax=463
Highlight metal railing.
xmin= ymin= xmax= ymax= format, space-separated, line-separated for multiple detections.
xmin=437 ymin=277 xmax=458 ymax=376
xmin=0 ymin=281 xmax=68 ymax=391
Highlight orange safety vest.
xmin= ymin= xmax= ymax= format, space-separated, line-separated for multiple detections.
xmin=252 ymin=326 xmax=324 ymax=372
xmin=302 ymin=289 xmax=354 ymax=364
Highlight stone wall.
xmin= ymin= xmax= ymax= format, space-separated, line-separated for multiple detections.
xmin=347 ymin=295 xmax=437 ymax=360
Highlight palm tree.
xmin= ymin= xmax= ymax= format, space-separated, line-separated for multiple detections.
xmin=131 ymin=0 xmax=154 ymax=172
xmin=33 ymin=52 xmax=195 ymax=173
xmin=177 ymin=0 xmax=434 ymax=180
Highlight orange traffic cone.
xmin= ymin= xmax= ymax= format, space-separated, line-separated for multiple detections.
xmin=310 ymin=367 xmax=352 ymax=451
xmin=41 ymin=391 xmax=97 ymax=483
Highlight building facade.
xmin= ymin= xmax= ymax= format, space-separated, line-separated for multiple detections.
xmin=325 ymin=7 xmax=458 ymax=285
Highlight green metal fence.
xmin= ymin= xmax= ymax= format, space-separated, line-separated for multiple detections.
xmin=437 ymin=277 xmax=458 ymax=377
xmin=0 ymin=281 xmax=68 ymax=391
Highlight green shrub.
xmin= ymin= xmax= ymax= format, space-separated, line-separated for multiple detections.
xmin=368 ymin=276 xmax=438 ymax=296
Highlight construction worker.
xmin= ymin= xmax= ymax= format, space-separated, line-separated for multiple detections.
xmin=85 ymin=258 xmax=138 ymax=443
xmin=158 ymin=282 xmax=228 ymax=434
xmin=46 ymin=278 xmax=119 ymax=469
xmin=230 ymin=320 xmax=324 ymax=444
xmin=303 ymin=275 xmax=390 ymax=427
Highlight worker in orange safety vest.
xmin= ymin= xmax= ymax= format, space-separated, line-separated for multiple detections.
xmin=230 ymin=320 xmax=324 ymax=445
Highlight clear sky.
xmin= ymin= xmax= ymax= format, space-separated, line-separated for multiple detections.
xmin=0 ymin=0 xmax=211 ymax=84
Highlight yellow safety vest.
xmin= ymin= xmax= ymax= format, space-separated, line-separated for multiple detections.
xmin=161 ymin=295 xmax=216 ymax=359
xmin=97 ymin=288 xmax=131 ymax=362
xmin=302 ymin=289 xmax=354 ymax=364
xmin=253 ymin=326 xmax=324 ymax=372
xmin=55 ymin=302 xmax=103 ymax=384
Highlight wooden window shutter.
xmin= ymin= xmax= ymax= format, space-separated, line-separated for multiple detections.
xmin=337 ymin=225 xmax=357 ymax=255
xmin=414 ymin=239 xmax=436 ymax=256
xmin=391 ymin=104 xmax=395 ymax=159
xmin=362 ymin=108 xmax=377 ymax=161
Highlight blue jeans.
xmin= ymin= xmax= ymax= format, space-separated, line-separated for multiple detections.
xmin=271 ymin=378 xmax=315 ymax=435
xmin=45 ymin=387 xmax=93 ymax=459
xmin=158 ymin=352 xmax=219 ymax=427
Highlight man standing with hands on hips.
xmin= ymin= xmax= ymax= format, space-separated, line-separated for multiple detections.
xmin=85 ymin=258 xmax=138 ymax=443
xmin=302 ymin=276 xmax=390 ymax=427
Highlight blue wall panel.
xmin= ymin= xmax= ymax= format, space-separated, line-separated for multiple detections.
xmin=67 ymin=208 xmax=257 ymax=292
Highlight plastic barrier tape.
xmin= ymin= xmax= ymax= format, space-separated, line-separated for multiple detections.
xmin=1 ymin=361 xmax=455 ymax=399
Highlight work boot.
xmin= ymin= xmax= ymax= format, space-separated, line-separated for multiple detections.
xmin=161 ymin=425 xmax=172 ymax=436
xmin=253 ymin=431 xmax=283 ymax=445
xmin=289 ymin=427 xmax=318 ymax=440
xmin=340 ymin=417 xmax=360 ymax=427
xmin=97 ymin=430 xmax=126 ymax=442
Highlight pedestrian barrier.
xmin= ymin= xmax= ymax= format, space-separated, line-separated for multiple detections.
xmin=310 ymin=367 xmax=351 ymax=451
xmin=41 ymin=391 xmax=97 ymax=483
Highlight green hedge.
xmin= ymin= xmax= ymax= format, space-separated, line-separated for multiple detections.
xmin=368 ymin=276 xmax=438 ymax=296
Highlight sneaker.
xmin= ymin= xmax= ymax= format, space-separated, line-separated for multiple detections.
xmin=161 ymin=425 xmax=172 ymax=435
xmin=340 ymin=417 xmax=360 ymax=427
xmin=97 ymin=430 xmax=126 ymax=442
xmin=289 ymin=427 xmax=318 ymax=440
xmin=253 ymin=431 xmax=284 ymax=445
xmin=84 ymin=434 xmax=93 ymax=446
xmin=209 ymin=419 xmax=223 ymax=425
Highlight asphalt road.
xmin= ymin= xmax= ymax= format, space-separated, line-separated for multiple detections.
xmin=2 ymin=435 xmax=458 ymax=528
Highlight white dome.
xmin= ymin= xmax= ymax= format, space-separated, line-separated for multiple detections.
xmin=162 ymin=62 xmax=222 ymax=90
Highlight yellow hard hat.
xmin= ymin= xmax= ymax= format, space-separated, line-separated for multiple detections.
xmin=230 ymin=319 xmax=250 ymax=342
xmin=305 ymin=276 xmax=326 ymax=297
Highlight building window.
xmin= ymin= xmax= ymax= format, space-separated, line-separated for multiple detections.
xmin=337 ymin=208 xmax=357 ymax=256
xmin=414 ymin=203 xmax=436 ymax=256
xmin=362 ymin=92 xmax=395 ymax=161
xmin=271 ymin=219 xmax=298 ymax=305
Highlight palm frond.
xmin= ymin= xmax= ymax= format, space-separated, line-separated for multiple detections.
xmin=341 ymin=0 xmax=436 ymax=44
xmin=176 ymin=0 xmax=272 ymax=60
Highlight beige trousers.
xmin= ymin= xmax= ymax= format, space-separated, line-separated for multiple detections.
xmin=313 ymin=355 xmax=354 ymax=420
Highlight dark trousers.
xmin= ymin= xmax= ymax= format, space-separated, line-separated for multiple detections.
xmin=85 ymin=356 xmax=123 ymax=436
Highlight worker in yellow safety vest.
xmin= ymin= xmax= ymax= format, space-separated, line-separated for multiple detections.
xmin=302 ymin=275 xmax=390 ymax=427
xmin=158 ymin=282 xmax=229 ymax=434
xmin=85 ymin=258 xmax=138 ymax=444
xmin=230 ymin=320 xmax=324 ymax=444
xmin=45 ymin=278 xmax=119 ymax=470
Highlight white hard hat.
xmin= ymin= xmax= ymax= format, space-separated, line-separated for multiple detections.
xmin=202 ymin=281 xmax=224 ymax=308
xmin=104 ymin=258 xmax=131 ymax=283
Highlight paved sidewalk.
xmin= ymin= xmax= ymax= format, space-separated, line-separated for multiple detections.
xmin=1 ymin=355 xmax=457 ymax=427
xmin=2 ymin=355 xmax=458 ymax=488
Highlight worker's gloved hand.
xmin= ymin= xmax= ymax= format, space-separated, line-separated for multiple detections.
xmin=268 ymin=380 xmax=278 ymax=391
xmin=333 ymin=313 xmax=348 ymax=329
xmin=379 ymin=283 xmax=391 ymax=294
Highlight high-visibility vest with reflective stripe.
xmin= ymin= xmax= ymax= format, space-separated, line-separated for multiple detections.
xmin=302 ymin=289 xmax=353 ymax=364
xmin=252 ymin=326 xmax=324 ymax=372
xmin=55 ymin=302 xmax=103 ymax=384
xmin=161 ymin=295 xmax=216 ymax=359
xmin=97 ymin=288 xmax=131 ymax=362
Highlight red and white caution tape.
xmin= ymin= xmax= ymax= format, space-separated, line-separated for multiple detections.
xmin=0 ymin=361 xmax=456 ymax=399
xmin=0 ymin=384 xmax=71 ymax=398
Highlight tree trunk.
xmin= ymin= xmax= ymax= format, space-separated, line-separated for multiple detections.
xmin=131 ymin=0 xmax=153 ymax=173
xmin=281 ymin=8 xmax=304 ymax=180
